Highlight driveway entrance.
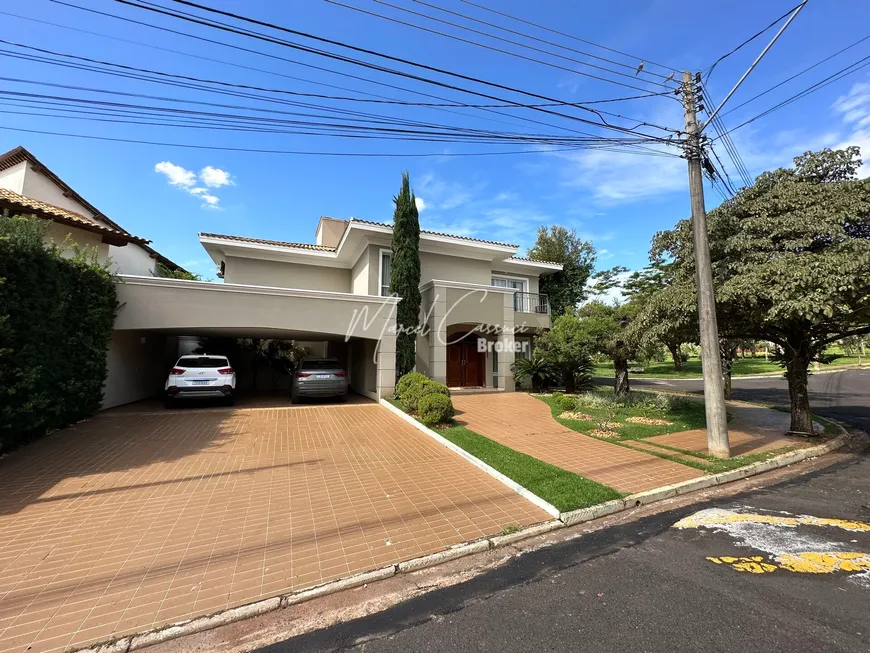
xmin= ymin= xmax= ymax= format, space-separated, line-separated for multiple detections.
xmin=0 ymin=403 xmax=546 ymax=653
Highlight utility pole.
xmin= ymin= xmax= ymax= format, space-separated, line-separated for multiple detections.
xmin=681 ymin=71 xmax=730 ymax=459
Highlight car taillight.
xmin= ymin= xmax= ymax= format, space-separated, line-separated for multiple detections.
xmin=170 ymin=368 xmax=185 ymax=375
xmin=335 ymin=371 xmax=347 ymax=377
xmin=217 ymin=368 xmax=233 ymax=375
xmin=296 ymin=372 xmax=312 ymax=378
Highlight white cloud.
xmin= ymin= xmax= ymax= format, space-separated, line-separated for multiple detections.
xmin=155 ymin=161 xmax=233 ymax=209
xmin=414 ymin=196 xmax=427 ymax=211
xmin=154 ymin=161 xmax=196 ymax=187
xmin=833 ymin=80 xmax=870 ymax=178
xmin=199 ymin=165 xmax=233 ymax=188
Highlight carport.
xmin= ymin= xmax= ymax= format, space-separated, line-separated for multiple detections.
xmin=102 ymin=275 xmax=400 ymax=409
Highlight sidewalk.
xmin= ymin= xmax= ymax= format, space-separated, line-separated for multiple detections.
xmin=451 ymin=393 xmax=704 ymax=493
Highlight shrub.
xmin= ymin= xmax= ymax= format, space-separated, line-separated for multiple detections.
xmin=559 ymin=396 xmax=578 ymax=411
xmin=551 ymin=391 xmax=565 ymax=401
xmin=418 ymin=393 xmax=454 ymax=426
xmin=0 ymin=214 xmax=117 ymax=452
xmin=396 ymin=371 xmax=428 ymax=404
xmin=404 ymin=379 xmax=451 ymax=413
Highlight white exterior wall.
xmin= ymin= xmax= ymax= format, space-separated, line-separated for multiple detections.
xmin=0 ymin=161 xmax=26 ymax=193
xmin=102 ymin=330 xmax=174 ymax=409
xmin=20 ymin=161 xmax=103 ymax=219
xmin=44 ymin=221 xmax=110 ymax=264
xmin=420 ymin=251 xmax=492 ymax=286
xmin=110 ymin=243 xmax=157 ymax=276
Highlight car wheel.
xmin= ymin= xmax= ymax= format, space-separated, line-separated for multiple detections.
xmin=337 ymin=394 xmax=347 ymax=403
xmin=290 ymin=393 xmax=298 ymax=405
xmin=164 ymin=397 xmax=175 ymax=409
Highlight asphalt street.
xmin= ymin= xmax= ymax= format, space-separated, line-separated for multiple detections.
xmin=259 ymin=449 xmax=870 ymax=653
xmin=627 ymin=367 xmax=870 ymax=432
xmin=256 ymin=369 xmax=870 ymax=653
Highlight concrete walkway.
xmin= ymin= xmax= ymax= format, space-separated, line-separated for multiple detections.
xmin=0 ymin=403 xmax=546 ymax=653
xmin=452 ymin=393 xmax=704 ymax=493
xmin=647 ymin=400 xmax=803 ymax=456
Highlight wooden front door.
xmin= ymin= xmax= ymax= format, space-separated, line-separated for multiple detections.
xmin=446 ymin=341 xmax=486 ymax=387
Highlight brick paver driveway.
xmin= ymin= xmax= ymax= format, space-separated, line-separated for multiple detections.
xmin=452 ymin=393 xmax=704 ymax=493
xmin=0 ymin=400 xmax=546 ymax=653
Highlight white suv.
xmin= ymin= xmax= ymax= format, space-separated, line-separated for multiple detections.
xmin=164 ymin=355 xmax=236 ymax=408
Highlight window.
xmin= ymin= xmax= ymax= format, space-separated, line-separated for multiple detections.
xmin=380 ymin=250 xmax=392 ymax=296
xmin=492 ymin=276 xmax=526 ymax=310
xmin=299 ymin=359 xmax=342 ymax=371
xmin=177 ymin=356 xmax=229 ymax=368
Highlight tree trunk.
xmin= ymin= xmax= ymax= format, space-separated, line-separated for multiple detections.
xmin=785 ymin=352 xmax=815 ymax=435
xmin=614 ymin=356 xmax=630 ymax=396
xmin=723 ymin=368 xmax=732 ymax=400
xmin=563 ymin=367 xmax=576 ymax=394
xmin=667 ymin=344 xmax=683 ymax=371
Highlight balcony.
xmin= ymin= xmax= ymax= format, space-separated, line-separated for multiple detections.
xmin=513 ymin=291 xmax=550 ymax=314
xmin=513 ymin=292 xmax=550 ymax=331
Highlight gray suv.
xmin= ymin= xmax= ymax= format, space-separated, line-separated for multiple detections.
xmin=291 ymin=358 xmax=348 ymax=403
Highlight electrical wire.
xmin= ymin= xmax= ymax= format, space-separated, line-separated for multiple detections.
xmin=458 ymin=0 xmax=679 ymax=74
xmin=108 ymin=0 xmax=680 ymax=142
xmin=720 ymin=32 xmax=870 ymax=117
xmin=703 ymin=1 xmax=806 ymax=84
xmin=410 ymin=0 xmax=675 ymax=82
xmin=0 ymin=124 xmax=683 ymax=158
xmin=714 ymin=53 xmax=870 ymax=139
xmin=325 ymin=0 xmax=674 ymax=91
xmin=701 ymin=87 xmax=753 ymax=187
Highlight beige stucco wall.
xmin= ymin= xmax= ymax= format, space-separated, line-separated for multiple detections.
xmin=420 ymin=251 xmax=492 ymax=286
xmin=110 ymin=243 xmax=156 ymax=276
xmin=348 ymin=338 xmax=378 ymax=398
xmin=443 ymin=286 xmax=507 ymax=328
xmin=21 ymin=161 xmax=100 ymax=218
xmin=317 ymin=217 xmax=347 ymax=247
xmin=351 ymin=247 xmax=370 ymax=295
xmin=222 ymin=256 xmax=352 ymax=292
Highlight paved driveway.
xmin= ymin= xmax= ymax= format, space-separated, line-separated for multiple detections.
xmin=0 ymin=402 xmax=546 ymax=653
xmin=452 ymin=393 xmax=704 ymax=493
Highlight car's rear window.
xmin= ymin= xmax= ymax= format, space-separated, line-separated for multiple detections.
xmin=299 ymin=359 xmax=341 ymax=370
xmin=177 ymin=357 xmax=229 ymax=368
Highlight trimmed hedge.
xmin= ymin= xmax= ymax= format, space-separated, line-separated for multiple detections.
xmin=0 ymin=214 xmax=117 ymax=452
xmin=395 ymin=371 xmax=428 ymax=402
xmin=419 ymin=393 xmax=454 ymax=426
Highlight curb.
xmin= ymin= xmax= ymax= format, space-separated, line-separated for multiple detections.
xmin=69 ymin=424 xmax=854 ymax=653
xmin=631 ymin=363 xmax=870 ymax=383
xmin=379 ymin=398 xmax=561 ymax=518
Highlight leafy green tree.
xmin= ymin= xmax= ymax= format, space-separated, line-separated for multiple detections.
xmin=390 ymin=172 xmax=421 ymax=378
xmin=654 ymin=147 xmax=870 ymax=434
xmin=575 ymin=301 xmax=640 ymax=395
xmin=157 ymin=262 xmax=201 ymax=281
xmin=528 ymin=226 xmax=596 ymax=316
xmin=625 ymin=259 xmax=697 ymax=370
xmin=535 ymin=313 xmax=596 ymax=393
xmin=588 ymin=265 xmax=628 ymax=302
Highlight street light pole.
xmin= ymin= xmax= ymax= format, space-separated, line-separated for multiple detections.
xmin=681 ymin=70 xmax=730 ymax=459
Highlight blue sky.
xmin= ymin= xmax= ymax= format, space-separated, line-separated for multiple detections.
xmin=2 ymin=0 xmax=869 ymax=281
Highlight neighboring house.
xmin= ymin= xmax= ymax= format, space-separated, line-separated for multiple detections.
xmin=0 ymin=145 xmax=187 ymax=408
xmin=1 ymin=145 xmax=561 ymax=408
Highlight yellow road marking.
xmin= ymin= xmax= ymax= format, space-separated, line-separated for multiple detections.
xmin=706 ymin=552 xmax=870 ymax=574
xmin=674 ymin=512 xmax=870 ymax=532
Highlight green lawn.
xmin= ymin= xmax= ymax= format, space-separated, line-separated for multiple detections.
xmin=593 ymin=354 xmax=867 ymax=379
xmin=537 ymin=391 xmax=707 ymax=442
xmin=436 ymin=425 xmax=624 ymax=512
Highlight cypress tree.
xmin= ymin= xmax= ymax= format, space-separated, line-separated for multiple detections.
xmin=390 ymin=172 xmax=422 ymax=378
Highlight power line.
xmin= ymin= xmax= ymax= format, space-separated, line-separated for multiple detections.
xmin=106 ymin=0 xmax=680 ymax=143
xmin=325 ymin=0 xmax=673 ymax=92
xmin=0 ymin=125 xmax=681 ymax=158
xmin=43 ymin=0 xmax=589 ymax=137
xmin=458 ymin=0 xmax=679 ymax=74
xmin=411 ymin=0 xmax=675 ymax=82
xmin=701 ymin=87 xmax=753 ymax=187
xmin=714 ymin=53 xmax=870 ymax=139
xmin=720 ymin=32 xmax=870 ymax=117
xmin=704 ymin=1 xmax=806 ymax=84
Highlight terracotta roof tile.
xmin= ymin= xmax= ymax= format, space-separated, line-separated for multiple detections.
xmin=200 ymin=232 xmax=337 ymax=251
xmin=348 ymin=217 xmax=518 ymax=248
xmin=509 ymin=255 xmax=563 ymax=266
xmin=0 ymin=188 xmax=147 ymax=245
